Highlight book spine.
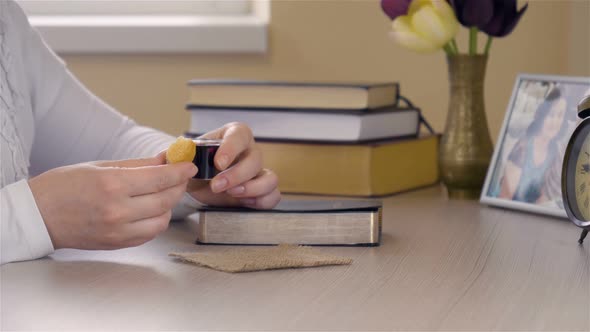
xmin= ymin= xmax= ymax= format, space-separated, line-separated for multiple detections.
xmin=184 ymin=104 xmax=415 ymax=115
xmin=188 ymin=80 xmax=398 ymax=89
xmin=184 ymin=132 xmax=420 ymax=145
xmin=197 ymin=210 xmax=382 ymax=246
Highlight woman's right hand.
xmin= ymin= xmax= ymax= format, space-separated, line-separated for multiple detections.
xmin=28 ymin=155 xmax=197 ymax=250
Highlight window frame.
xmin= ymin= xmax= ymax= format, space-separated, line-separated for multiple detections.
xmin=21 ymin=0 xmax=269 ymax=54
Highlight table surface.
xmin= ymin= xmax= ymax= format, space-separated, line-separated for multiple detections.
xmin=2 ymin=186 xmax=589 ymax=331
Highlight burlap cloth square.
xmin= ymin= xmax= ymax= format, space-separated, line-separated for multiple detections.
xmin=169 ymin=245 xmax=352 ymax=273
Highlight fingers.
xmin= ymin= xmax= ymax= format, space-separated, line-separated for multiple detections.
xmin=105 ymin=210 xmax=172 ymax=249
xmin=210 ymin=148 xmax=262 ymax=193
xmin=190 ymin=122 xmax=281 ymax=210
xmin=225 ymin=169 xmax=281 ymax=209
xmin=114 ymin=162 xmax=197 ymax=196
xmin=94 ymin=155 xmax=165 ymax=168
xmin=213 ymin=123 xmax=254 ymax=171
xmin=124 ymin=181 xmax=188 ymax=221
xmin=226 ymin=169 xmax=278 ymax=198
xmin=154 ymin=150 xmax=167 ymax=163
xmin=239 ymin=188 xmax=281 ymax=210
xmin=128 ymin=210 xmax=172 ymax=246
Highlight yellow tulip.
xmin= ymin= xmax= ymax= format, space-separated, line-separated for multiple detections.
xmin=390 ymin=0 xmax=459 ymax=53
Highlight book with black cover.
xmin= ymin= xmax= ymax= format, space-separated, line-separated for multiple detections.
xmin=187 ymin=79 xmax=399 ymax=110
xmin=188 ymin=199 xmax=383 ymax=246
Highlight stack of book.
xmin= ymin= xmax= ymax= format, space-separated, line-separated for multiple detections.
xmin=185 ymin=80 xmax=439 ymax=196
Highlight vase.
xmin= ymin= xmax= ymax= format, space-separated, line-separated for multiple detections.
xmin=439 ymin=54 xmax=494 ymax=200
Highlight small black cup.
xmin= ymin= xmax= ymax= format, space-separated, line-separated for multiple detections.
xmin=192 ymin=139 xmax=221 ymax=180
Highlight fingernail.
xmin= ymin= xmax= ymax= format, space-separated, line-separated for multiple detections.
xmin=240 ymin=198 xmax=256 ymax=206
xmin=211 ymin=177 xmax=228 ymax=192
xmin=217 ymin=154 xmax=229 ymax=169
xmin=188 ymin=164 xmax=198 ymax=177
xmin=227 ymin=185 xmax=245 ymax=195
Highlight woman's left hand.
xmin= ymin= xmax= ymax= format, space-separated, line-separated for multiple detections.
xmin=188 ymin=122 xmax=281 ymax=209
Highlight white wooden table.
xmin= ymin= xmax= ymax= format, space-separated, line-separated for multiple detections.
xmin=2 ymin=186 xmax=588 ymax=331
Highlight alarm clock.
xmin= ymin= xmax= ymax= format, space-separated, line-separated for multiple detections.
xmin=562 ymin=94 xmax=590 ymax=244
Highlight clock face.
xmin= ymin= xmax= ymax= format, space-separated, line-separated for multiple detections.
xmin=563 ymin=119 xmax=590 ymax=227
xmin=574 ymin=134 xmax=590 ymax=220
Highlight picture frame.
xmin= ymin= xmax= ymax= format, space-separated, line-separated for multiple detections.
xmin=481 ymin=73 xmax=590 ymax=218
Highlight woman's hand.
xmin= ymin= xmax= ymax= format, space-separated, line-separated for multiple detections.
xmin=28 ymin=155 xmax=197 ymax=250
xmin=188 ymin=122 xmax=281 ymax=209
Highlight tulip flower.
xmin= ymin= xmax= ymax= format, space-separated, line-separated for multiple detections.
xmin=381 ymin=0 xmax=412 ymax=20
xmin=447 ymin=0 xmax=528 ymax=54
xmin=448 ymin=0 xmax=494 ymax=28
xmin=481 ymin=0 xmax=528 ymax=37
xmin=389 ymin=0 xmax=459 ymax=54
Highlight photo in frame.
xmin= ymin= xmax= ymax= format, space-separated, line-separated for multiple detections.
xmin=481 ymin=74 xmax=590 ymax=218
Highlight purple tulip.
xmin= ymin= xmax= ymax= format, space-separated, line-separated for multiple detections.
xmin=381 ymin=0 xmax=412 ymax=20
xmin=481 ymin=0 xmax=528 ymax=37
xmin=448 ymin=0 xmax=494 ymax=27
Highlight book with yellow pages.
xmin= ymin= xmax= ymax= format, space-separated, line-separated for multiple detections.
xmin=254 ymin=135 xmax=440 ymax=196
xmin=188 ymin=199 xmax=382 ymax=246
xmin=187 ymin=80 xmax=399 ymax=110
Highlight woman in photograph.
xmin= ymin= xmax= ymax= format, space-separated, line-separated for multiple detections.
xmin=498 ymin=87 xmax=576 ymax=205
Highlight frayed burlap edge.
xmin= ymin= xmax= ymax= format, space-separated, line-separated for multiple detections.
xmin=169 ymin=244 xmax=352 ymax=273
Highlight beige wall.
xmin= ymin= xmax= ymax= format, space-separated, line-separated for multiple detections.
xmin=62 ymin=0 xmax=589 ymax=142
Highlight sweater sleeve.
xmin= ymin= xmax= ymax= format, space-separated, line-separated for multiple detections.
xmin=23 ymin=30 xmax=199 ymax=216
xmin=6 ymin=0 xmax=177 ymax=179
xmin=0 ymin=2 xmax=176 ymax=174
xmin=24 ymin=31 xmax=175 ymax=173
xmin=1 ymin=1 xmax=197 ymax=265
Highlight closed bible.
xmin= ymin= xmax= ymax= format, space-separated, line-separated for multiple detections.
xmin=188 ymin=199 xmax=382 ymax=246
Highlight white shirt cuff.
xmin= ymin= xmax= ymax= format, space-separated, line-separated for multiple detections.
xmin=1 ymin=180 xmax=55 ymax=264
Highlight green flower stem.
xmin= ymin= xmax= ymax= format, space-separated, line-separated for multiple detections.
xmin=469 ymin=27 xmax=478 ymax=55
xmin=443 ymin=43 xmax=454 ymax=56
xmin=450 ymin=38 xmax=459 ymax=54
xmin=484 ymin=36 xmax=493 ymax=55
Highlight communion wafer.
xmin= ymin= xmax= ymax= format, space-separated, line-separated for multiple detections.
xmin=166 ymin=136 xmax=196 ymax=164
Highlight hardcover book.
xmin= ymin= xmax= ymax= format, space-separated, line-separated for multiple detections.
xmin=188 ymin=199 xmax=382 ymax=246
xmin=186 ymin=133 xmax=439 ymax=196
xmin=255 ymin=135 xmax=439 ymax=196
xmin=187 ymin=80 xmax=399 ymax=110
xmin=186 ymin=105 xmax=420 ymax=142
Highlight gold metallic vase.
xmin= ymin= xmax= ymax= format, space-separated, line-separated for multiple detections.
xmin=439 ymin=55 xmax=494 ymax=199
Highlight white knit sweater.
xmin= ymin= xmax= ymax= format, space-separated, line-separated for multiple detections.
xmin=0 ymin=0 xmax=195 ymax=264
